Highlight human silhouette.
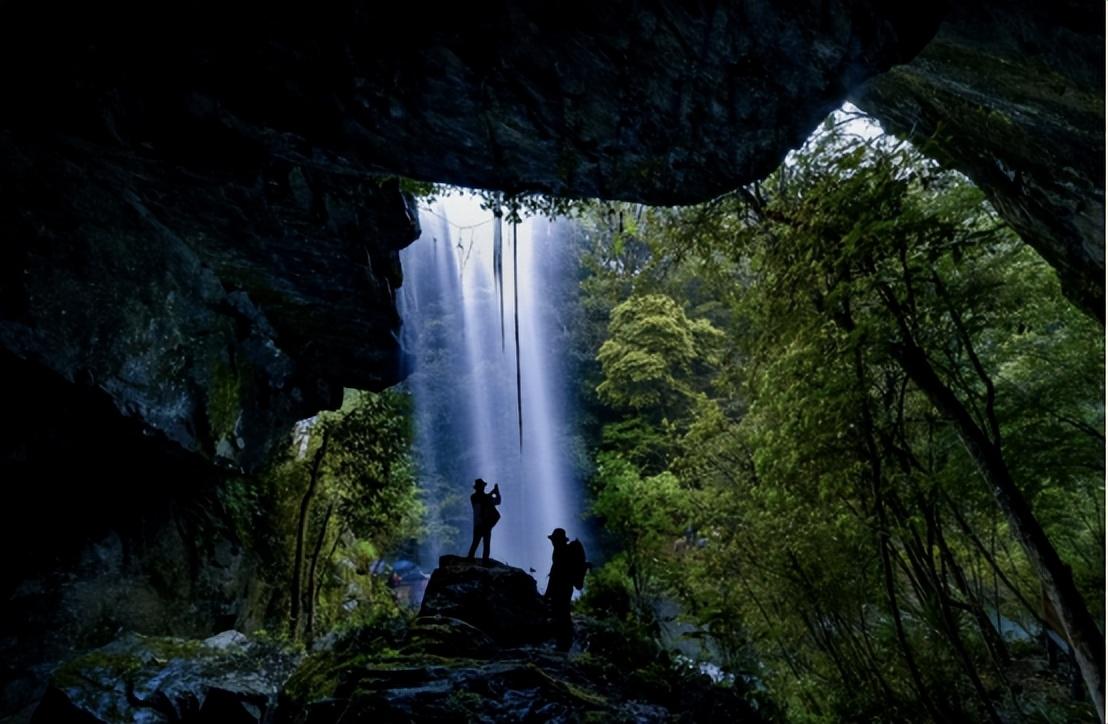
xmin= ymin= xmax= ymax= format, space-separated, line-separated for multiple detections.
xmin=545 ymin=527 xmax=575 ymax=651
xmin=466 ymin=478 xmax=501 ymax=562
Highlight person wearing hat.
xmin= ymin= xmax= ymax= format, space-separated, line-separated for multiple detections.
xmin=545 ymin=527 xmax=574 ymax=651
xmin=466 ymin=478 xmax=501 ymax=562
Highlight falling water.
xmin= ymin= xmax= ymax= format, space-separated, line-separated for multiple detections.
xmin=398 ymin=193 xmax=582 ymax=586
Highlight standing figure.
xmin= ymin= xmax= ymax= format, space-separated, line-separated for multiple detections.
xmin=466 ymin=478 xmax=501 ymax=562
xmin=545 ymin=527 xmax=583 ymax=651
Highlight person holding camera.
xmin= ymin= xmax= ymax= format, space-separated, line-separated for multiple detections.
xmin=466 ymin=478 xmax=501 ymax=562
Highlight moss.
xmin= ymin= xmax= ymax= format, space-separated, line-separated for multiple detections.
xmin=918 ymin=40 xmax=1103 ymax=115
xmin=148 ymin=637 xmax=206 ymax=661
xmin=282 ymin=653 xmax=344 ymax=703
xmin=444 ymin=689 xmax=484 ymax=717
xmin=53 ymin=651 xmax=144 ymax=690
xmin=527 ymin=664 xmax=609 ymax=708
xmin=207 ymin=358 xmax=243 ymax=446
xmin=58 ymin=636 xmax=207 ymax=680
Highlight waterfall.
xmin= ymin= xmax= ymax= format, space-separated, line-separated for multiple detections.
xmin=399 ymin=192 xmax=583 ymax=587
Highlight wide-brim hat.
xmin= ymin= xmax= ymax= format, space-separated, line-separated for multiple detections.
xmin=547 ymin=527 xmax=568 ymax=542
xmin=474 ymin=478 xmax=487 ymax=489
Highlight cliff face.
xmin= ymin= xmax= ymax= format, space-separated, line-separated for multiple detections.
xmin=0 ymin=1 xmax=945 ymax=464
xmin=0 ymin=132 xmax=419 ymax=471
xmin=1 ymin=2 xmax=1099 ymax=468
xmin=854 ymin=0 xmax=1105 ymax=320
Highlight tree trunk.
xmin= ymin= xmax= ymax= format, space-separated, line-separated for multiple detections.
xmin=290 ymin=431 xmax=329 ymax=641
xmin=304 ymin=502 xmax=335 ymax=645
xmin=850 ymin=338 xmax=949 ymax=722
xmin=894 ymin=341 xmax=1105 ymax=721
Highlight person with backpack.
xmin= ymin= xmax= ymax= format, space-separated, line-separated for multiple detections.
xmin=545 ymin=527 xmax=588 ymax=651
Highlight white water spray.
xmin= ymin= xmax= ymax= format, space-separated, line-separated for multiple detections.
xmin=399 ymin=193 xmax=583 ymax=586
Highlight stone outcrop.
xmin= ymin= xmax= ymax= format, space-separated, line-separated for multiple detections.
xmin=418 ymin=556 xmax=553 ymax=648
xmin=280 ymin=646 xmax=672 ymax=724
xmin=0 ymin=131 xmax=419 ymax=471
xmin=854 ymin=0 xmax=1105 ymax=320
xmin=32 ymin=631 xmax=300 ymax=723
xmin=277 ymin=565 xmax=767 ymax=723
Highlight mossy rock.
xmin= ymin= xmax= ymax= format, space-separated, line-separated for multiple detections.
xmin=403 ymin=615 xmax=498 ymax=658
xmin=32 ymin=631 xmax=301 ymax=723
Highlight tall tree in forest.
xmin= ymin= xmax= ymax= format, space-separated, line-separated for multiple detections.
xmin=578 ymin=111 xmax=1103 ymax=722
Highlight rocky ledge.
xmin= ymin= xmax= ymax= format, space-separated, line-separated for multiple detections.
xmin=279 ymin=558 xmax=766 ymax=723
xmin=33 ymin=560 xmax=768 ymax=723
xmin=31 ymin=631 xmax=301 ymax=723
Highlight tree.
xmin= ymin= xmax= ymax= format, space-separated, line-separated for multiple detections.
xmin=597 ymin=294 xmax=722 ymax=418
xmin=240 ymin=389 xmax=425 ymax=644
xmin=576 ymin=110 xmax=1104 ymax=721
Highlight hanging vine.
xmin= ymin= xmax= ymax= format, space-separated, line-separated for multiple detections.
xmin=512 ymin=215 xmax=523 ymax=450
xmin=475 ymin=190 xmax=580 ymax=452
xmin=493 ymin=199 xmax=505 ymax=351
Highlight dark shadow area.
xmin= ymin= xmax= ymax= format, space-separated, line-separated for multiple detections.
xmin=0 ymin=348 xmax=257 ymax=719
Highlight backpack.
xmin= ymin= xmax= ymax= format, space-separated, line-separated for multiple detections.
xmin=567 ymin=539 xmax=589 ymax=591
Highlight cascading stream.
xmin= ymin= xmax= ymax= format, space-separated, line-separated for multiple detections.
xmin=399 ymin=193 xmax=583 ymax=586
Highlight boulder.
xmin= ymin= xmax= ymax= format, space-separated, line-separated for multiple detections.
xmin=417 ymin=556 xmax=552 ymax=647
xmin=31 ymin=631 xmax=300 ymax=724
xmin=275 ymin=619 xmax=768 ymax=724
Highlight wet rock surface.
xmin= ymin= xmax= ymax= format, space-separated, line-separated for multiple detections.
xmin=0 ymin=132 xmax=420 ymax=471
xmin=854 ymin=0 xmax=1105 ymax=319
xmin=31 ymin=631 xmax=300 ymax=724
xmin=0 ymin=347 xmax=283 ymax=722
xmin=279 ymin=645 xmax=669 ymax=724
xmin=29 ymin=563 xmax=768 ymax=723
xmin=277 ymin=562 xmax=765 ymax=723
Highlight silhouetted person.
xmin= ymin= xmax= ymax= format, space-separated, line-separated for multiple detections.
xmin=545 ymin=527 xmax=575 ymax=651
xmin=466 ymin=478 xmax=501 ymax=562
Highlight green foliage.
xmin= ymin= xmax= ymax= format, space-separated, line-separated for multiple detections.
xmin=596 ymin=294 xmax=722 ymax=417
xmin=472 ymin=189 xmax=589 ymax=223
xmin=318 ymin=389 xmax=424 ymax=552
xmin=206 ymin=359 xmax=243 ymax=445
xmin=592 ymin=455 xmax=688 ymax=567
xmin=384 ymin=176 xmax=447 ymax=202
xmin=226 ymin=388 xmax=424 ymax=643
xmin=577 ymin=558 xmax=636 ymax=621
xmin=575 ymin=111 xmax=1103 ymax=721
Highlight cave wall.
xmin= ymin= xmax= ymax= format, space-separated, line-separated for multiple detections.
xmin=0 ymin=349 xmax=280 ymax=720
xmin=853 ymin=0 xmax=1105 ymax=320
xmin=0 ymin=130 xmax=418 ymax=470
xmin=4 ymin=1 xmax=1099 ymax=469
